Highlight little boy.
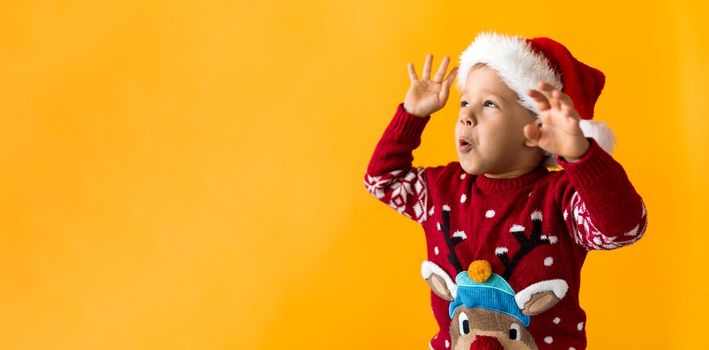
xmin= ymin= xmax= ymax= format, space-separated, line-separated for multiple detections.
xmin=364 ymin=32 xmax=647 ymax=350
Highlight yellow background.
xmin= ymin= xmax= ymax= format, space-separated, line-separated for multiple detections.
xmin=1 ymin=0 xmax=707 ymax=349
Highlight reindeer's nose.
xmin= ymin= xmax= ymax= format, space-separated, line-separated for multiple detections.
xmin=469 ymin=335 xmax=504 ymax=350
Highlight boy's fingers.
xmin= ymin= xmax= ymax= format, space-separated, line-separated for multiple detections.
xmin=527 ymin=89 xmax=551 ymax=111
xmin=422 ymin=54 xmax=433 ymax=81
xmin=561 ymin=104 xmax=579 ymax=123
xmin=537 ymin=81 xmax=557 ymax=93
xmin=561 ymin=104 xmax=571 ymax=115
xmin=550 ymin=90 xmax=561 ymax=110
xmin=538 ymin=82 xmax=565 ymax=110
xmin=438 ymin=68 xmax=458 ymax=105
xmin=407 ymin=63 xmax=419 ymax=83
xmin=556 ymin=90 xmax=575 ymax=108
xmin=443 ymin=67 xmax=458 ymax=88
xmin=432 ymin=56 xmax=450 ymax=83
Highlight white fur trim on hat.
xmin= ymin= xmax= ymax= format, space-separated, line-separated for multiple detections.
xmin=457 ymin=32 xmax=562 ymax=115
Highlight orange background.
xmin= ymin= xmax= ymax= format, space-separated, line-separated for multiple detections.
xmin=1 ymin=1 xmax=707 ymax=349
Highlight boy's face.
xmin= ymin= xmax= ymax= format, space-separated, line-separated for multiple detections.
xmin=455 ymin=65 xmax=543 ymax=177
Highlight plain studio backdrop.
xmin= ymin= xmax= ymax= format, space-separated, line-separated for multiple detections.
xmin=1 ymin=1 xmax=707 ymax=349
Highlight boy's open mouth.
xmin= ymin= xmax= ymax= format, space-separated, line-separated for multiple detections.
xmin=458 ymin=138 xmax=473 ymax=153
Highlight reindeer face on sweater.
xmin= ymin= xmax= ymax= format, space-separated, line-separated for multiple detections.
xmin=421 ymin=210 xmax=568 ymax=350
xmin=424 ymin=260 xmax=565 ymax=350
xmin=450 ymin=308 xmax=536 ymax=350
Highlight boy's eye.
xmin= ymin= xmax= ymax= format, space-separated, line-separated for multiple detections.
xmin=484 ymin=100 xmax=497 ymax=108
xmin=460 ymin=100 xmax=496 ymax=108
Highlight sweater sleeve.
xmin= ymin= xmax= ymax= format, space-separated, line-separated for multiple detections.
xmin=556 ymin=138 xmax=648 ymax=250
xmin=363 ymin=103 xmax=433 ymax=223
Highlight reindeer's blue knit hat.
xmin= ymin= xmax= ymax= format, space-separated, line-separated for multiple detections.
xmin=448 ymin=267 xmax=530 ymax=327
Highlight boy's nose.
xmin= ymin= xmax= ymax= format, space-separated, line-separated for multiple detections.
xmin=459 ymin=114 xmax=476 ymax=127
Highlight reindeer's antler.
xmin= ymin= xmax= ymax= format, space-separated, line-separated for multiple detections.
xmin=441 ymin=205 xmax=464 ymax=273
xmin=421 ymin=205 xmax=466 ymax=301
xmin=496 ymin=210 xmax=553 ymax=280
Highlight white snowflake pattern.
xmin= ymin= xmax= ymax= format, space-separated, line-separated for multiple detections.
xmin=569 ymin=191 xmax=646 ymax=250
xmin=364 ymin=174 xmax=388 ymax=199
xmin=364 ymin=168 xmax=430 ymax=223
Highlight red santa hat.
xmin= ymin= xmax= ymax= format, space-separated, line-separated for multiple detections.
xmin=456 ymin=32 xmax=615 ymax=155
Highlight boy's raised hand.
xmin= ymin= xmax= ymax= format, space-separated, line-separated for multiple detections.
xmin=404 ymin=54 xmax=458 ymax=118
xmin=524 ymin=82 xmax=590 ymax=162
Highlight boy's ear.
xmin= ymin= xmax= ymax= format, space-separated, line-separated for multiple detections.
xmin=523 ymin=123 xmax=541 ymax=147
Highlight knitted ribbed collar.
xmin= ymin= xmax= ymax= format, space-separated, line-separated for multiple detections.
xmin=475 ymin=164 xmax=549 ymax=192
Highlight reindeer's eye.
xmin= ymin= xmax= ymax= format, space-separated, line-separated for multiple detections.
xmin=458 ymin=312 xmax=470 ymax=335
xmin=508 ymin=323 xmax=521 ymax=340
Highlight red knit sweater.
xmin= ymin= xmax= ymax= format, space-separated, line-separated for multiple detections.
xmin=364 ymin=104 xmax=647 ymax=350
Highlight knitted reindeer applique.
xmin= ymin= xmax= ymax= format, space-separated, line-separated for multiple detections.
xmin=421 ymin=208 xmax=568 ymax=350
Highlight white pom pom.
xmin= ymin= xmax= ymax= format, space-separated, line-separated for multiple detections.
xmin=579 ymin=119 xmax=615 ymax=154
